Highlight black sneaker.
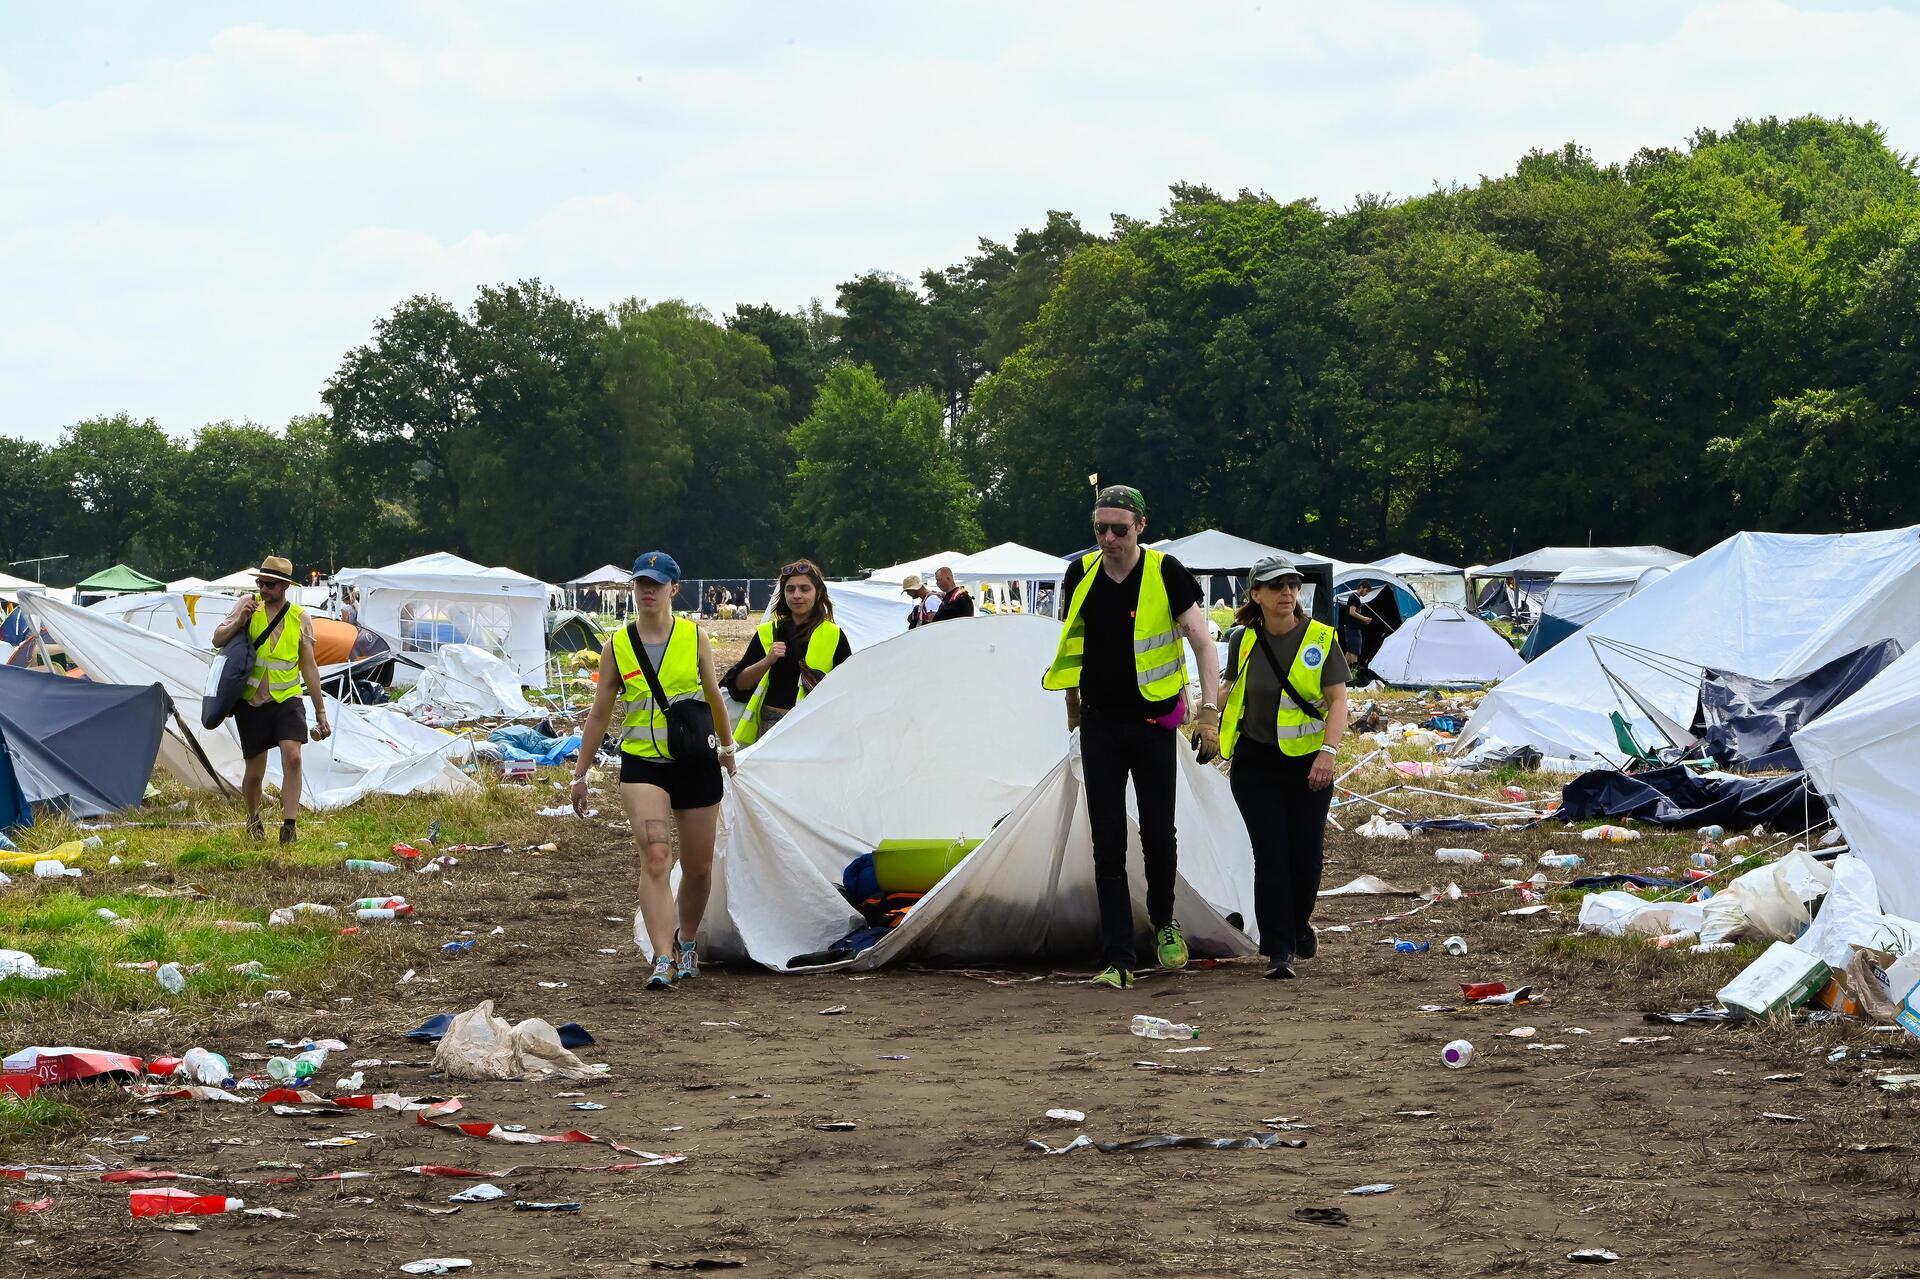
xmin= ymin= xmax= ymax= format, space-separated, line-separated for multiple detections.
xmin=246 ymin=815 xmax=265 ymax=841
xmin=1264 ymin=956 xmax=1297 ymax=980
xmin=279 ymin=819 xmax=297 ymax=846
xmin=1297 ymin=927 xmax=1318 ymax=960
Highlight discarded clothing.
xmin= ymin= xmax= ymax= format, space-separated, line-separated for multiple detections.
xmin=487 ymin=726 xmax=581 ymax=766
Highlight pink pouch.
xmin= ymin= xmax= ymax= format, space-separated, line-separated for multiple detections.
xmin=1148 ymin=699 xmax=1189 ymax=731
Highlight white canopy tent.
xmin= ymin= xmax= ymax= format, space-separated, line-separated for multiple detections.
xmin=864 ymin=549 xmax=968 ymax=584
xmin=205 ymin=568 xmax=263 ymax=592
xmin=1368 ymin=603 xmax=1523 ymax=688
xmin=689 ymin=615 xmax=1258 ymax=970
xmin=1371 ymin=553 xmax=1469 ymax=607
xmin=19 ymin=595 xmax=476 ymax=810
xmin=1795 ymin=645 xmax=1920 ymax=920
xmin=567 ymin=564 xmax=630 ymax=588
xmin=1459 ymin=528 xmax=1920 ymax=767
xmin=166 ymin=575 xmax=214 ymax=594
xmin=1479 ymin=545 xmax=1690 ymax=578
xmin=943 ymin=541 xmax=1066 ymax=614
xmin=1148 ymin=529 xmax=1328 ymax=574
xmin=335 ymin=552 xmax=549 ymax=688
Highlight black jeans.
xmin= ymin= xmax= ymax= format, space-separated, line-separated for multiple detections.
xmin=1080 ymin=711 xmax=1178 ymax=969
xmin=1227 ymin=738 xmax=1332 ymax=959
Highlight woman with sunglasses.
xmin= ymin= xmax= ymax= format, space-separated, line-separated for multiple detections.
xmin=726 ymin=559 xmax=852 ymax=746
xmin=572 ymin=551 xmax=738 ymax=991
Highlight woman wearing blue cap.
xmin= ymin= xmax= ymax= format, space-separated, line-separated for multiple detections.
xmin=572 ymin=551 xmax=737 ymax=990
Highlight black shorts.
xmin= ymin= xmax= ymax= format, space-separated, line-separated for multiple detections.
xmin=235 ymin=698 xmax=308 ymax=759
xmin=620 ymin=750 xmax=723 ymax=810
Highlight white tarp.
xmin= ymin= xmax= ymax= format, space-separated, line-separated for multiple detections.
xmin=1479 ymin=545 xmax=1690 ymax=577
xmin=1461 ymin=528 xmax=1920 ymax=765
xmin=335 ymin=552 xmax=548 ymax=688
xmin=86 ymin=591 xmax=229 ymax=648
xmin=19 ymin=595 xmax=476 ymax=810
xmin=394 ymin=644 xmax=536 ymax=722
xmin=1796 ymin=644 xmax=1920 ymax=920
xmin=1369 ymin=603 xmax=1523 ymax=687
xmin=865 ymin=549 xmax=966 ymax=584
xmin=687 ymin=614 xmax=1257 ymax=970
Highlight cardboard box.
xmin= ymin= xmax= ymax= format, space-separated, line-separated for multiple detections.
xmin=1718 ymin=942 xmax=1831 ymax=1019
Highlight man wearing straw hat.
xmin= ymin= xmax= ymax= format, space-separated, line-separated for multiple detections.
xmin=212 ymin=555 xmax=331 ymax=844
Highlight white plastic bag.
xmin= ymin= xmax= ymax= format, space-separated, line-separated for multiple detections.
xmin=432 ymin=999 xmax=595 ymax=1081
xmin=1358 ymin=814 xmax=1411 ymax=840
xmin=1576 ymin=892 xmax=1705 ymax=939
xmin=1700 ymin=851 xmax=1833 ymax=946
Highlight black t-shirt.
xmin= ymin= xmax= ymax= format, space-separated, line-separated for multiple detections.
xmin=1061 ymin=552 xmax=1204 ymax=720
xmin=724 ymin=619 xmax=854 ymax=709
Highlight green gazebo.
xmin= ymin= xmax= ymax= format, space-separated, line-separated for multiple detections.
xmin=76 ymin=563 xmax=165 ymax=595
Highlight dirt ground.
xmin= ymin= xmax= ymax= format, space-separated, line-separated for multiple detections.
xmin=9 ymin=778 xmax=1920 ymax=1278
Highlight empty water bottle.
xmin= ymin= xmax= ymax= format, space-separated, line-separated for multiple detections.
xmin=344 ymin=859 xmax=398 ymax=874
xmin=1538 ymin=854 xmax=1583 ymax=871
xmin=266 ymin=1047 xmax=328 ymax=1082
xmin=349 ymin=896 xmax=408 ymax=912
xmin=1130 ymin=1015 xmax=1199 ymax=1040
xmin=356 ymin=905 xmax=412 ymax=921
xmin=176 ymin=1047 xmax=231 ymax=1086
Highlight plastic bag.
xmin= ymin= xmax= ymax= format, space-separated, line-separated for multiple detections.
xmin=1699 ymin=851 xmax=1832 ymax=946
xmin=1358 ymin=815 xmax=1410 ymax=840
xmin=1794 ymin=855 xmax=1920 ymax=969
xmin=1576 ymin=892 xmax=1705 ymax=939
xmin=431 ymin=1000 xmax=595 ymax=1082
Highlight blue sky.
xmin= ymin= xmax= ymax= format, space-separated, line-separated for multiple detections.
xmin=4 ymin=1 xmax=1917 ymax=443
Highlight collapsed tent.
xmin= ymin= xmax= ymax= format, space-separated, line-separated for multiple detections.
xmin=693 ymin=615 xmax=1257 ymax=970
xmin=335 ymin=552 xmax=549 ymax=688
xmin=1690 ymin=640 xmax=1902 ymax=772
xmin=0 ymin=664 xmax=167 ymax=818
xmin=19 ymin=595 xmax=476 ymax=810
xmin=1459 ymin=528 xmax=1920 ymax=767
xmin=84 ymin=592 xmax=395 ymax=693
xmin=1520 ymin=565 xmax=1674 ymax=660
xmin=1795 ymin=643 xmax=1920 ymax=920
xmin=1557 ymin=765 xmax=1828 ymax=829
xmin=1368 ymin=603 xmax=1522 ymax=688
xmin=394 ymin=644 xmax=535 ymax=722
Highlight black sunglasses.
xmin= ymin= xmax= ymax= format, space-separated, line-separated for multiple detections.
xmin=1093 ymin=521 xmax=1135 ymax=539
xmin=256 ymin=579 xmax=287 ymax=590
xmin=780 ymin=563 xmax=815 ymax=579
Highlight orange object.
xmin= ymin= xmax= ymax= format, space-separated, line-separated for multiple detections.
xmin=1814 ymin=978 xmax=1860 ymax=1016
xmin=309 ymin=617 xmax=359 ymax=666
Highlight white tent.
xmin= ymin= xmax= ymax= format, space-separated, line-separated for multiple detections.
xmin=1459 ymin=528 xmax=1920 ymax=766
xmin=86 ymin=591 xmax=230 ymax=648
xmin=166 ymin=576 xmax=213 ymax=594
xmin=1521 ymin=565 xmax=1675 ymax=660
xmin=864 ymin=550 xmax=966 ymax=584
xmin=1149 ymin=529 xmax=1329 ymax=574
xmin=692 ymin=615 xmax=1258 ymax=970
xmin=567 ymin=564 xmax=630 ymax=588
xmin=393 ymin=644 xmax=536 ymax=722
xmin=945 ymin=541 xmax=1067 ymax=582
xmin=1795 ymin=645 xmax=1920 ymax=920
xmin=1373 ymin=552 xmax=1458 ymax=575
xmin=0 ymin=571 xmax=50 ymax=598
xmin=1369 ymin=604 xmax=1523 ymax=688
xmin=335 ymin=552 xmax=548 ymax=687
xmin=205 ymin=568 xmax=263 ymax=592
xmin=1371 ymin=553 xmax=1469 ymax=607
xmin=1479 ymin=545 xmax=1690 ymax=578
xmin=18 ymin=595 xmax=476 ymax=810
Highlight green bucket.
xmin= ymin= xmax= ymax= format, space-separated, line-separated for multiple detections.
xmin=872 ymin=838 xmax=983 ymax=893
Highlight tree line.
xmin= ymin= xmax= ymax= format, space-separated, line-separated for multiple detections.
xmin=5 ymin=113 xmax=1918 ymax=587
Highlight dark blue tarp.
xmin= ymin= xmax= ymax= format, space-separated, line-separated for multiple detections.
xmin=1558 ymin=765 xmax=1828 ymax=829
xmin=1519 ymin=612 xmax=1581 ymax=661
xmin=1690 ymin=639 xmax=1904 ymax=771
xmin=0 ymin=723 xmax=31 ymax=831
xmin=0 ymin=665 xmax=168 ymax=817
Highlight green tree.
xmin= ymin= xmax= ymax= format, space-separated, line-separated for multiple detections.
xmin=174 ymin=421 xmax=295 ymax=575
xmin=50 ymin=414 xmax=183 ymax=571
xmin=788 ymin=364 xmax=979 ymax=573
xmin=727 ymin=301 xmax=836 ymax=425
xmin=835 ymin=272 xmax=936 ymax=397
xmin=0 ymin=438 xmax=58 ymax=567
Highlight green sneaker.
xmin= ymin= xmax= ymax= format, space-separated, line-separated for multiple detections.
xmin=1090 ymin=966 xmax=1134 ymax=989
xmin=1155 ymin=920 xmax=1189 ymax=970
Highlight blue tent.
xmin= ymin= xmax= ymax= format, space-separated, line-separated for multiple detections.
xmin=0 ymin=665 xmax=168 ymax=819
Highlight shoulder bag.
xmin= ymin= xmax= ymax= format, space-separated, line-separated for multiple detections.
xmin=627 ymin=621 xmax=718 ymax=765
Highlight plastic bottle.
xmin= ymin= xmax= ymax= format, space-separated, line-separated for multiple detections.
xmin=1435 ymin=848 xmax=1485 ymax=865
xmin=356 ymin=905 xmax=413 ymax=921
xmin=1392 ymin=940 xmax=1430 ymax=954
xmin=266 ymin=1047 xmax=329 ymax=1082
xmin=349 ymin=896 xmax=408 ymax=912
xmin=176 ymin=1047 xmax=230 ymax=1086
xmin=1538 ymin=854 xmax=1583 ymax=871
xmin=1443 ymin=936 xmax=1468 ymax=956
xmin=1697 ymin=824 xmax=1725 ymax=842
xmin=128 ymin=1187 xmax=244 ymax=1217
xmin=155 ymin=962 xmax=187 ymax=994
xmin=1441 ymin=1039 xmax=1475 ymax=1069
xmin=344 ymin=859 xmax=398 ymax=874
xmin=1691 ymin=851 xmax=1719 ymax=869
xmin=1130 ymin=1015 xmax=1199 ymax=1040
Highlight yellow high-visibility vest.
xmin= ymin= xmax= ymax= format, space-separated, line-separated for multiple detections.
xmin=1042 ymin=549 xmax=1185 ymax=702
xmin=612 ymin=618 xmax=701 ymax=760
xmin=736 ymin=618 xmax=843 ymax=746
xmin=245 ymin=601 xmax=306 ymax=704
xmin=1219 ymin=617 xmax=1336 ymax=759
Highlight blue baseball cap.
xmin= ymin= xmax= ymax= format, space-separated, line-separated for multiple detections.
xmin=630 ymin=551 xmax=681 ymax=584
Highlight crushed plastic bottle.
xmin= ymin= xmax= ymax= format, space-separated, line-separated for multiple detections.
xmin=1697 ymin=825 xmax=1725 ymax=842
xmin=1435 ymin=848 xmax=1485 ymax=865
xmin=129 ymin=1187 xmax=244 ymax=1216
xmin=1392 ymin=940 xmax=1431 ymax=954
xmin=1443 ymin=936 xmax=1468 ymax=956
xmin=176 ymin=1047 xmax=231 ymax=1086
xmin=1441 ymin=1039 xmax=1475 ymax=1068
xmin=1691 ymin=851 xmax=1719 ymax=869
xmin=1539 ymin=854 xmax=1583 ymax=871
xmin=1581 ymin=824 xmax=1640 ymax=843
xmin=349 ymin=897 xmax=409 ymax=912
xmin=155 ymin=962 xmax=187 ymax=994
xmin=1130 ymin=1015 xmax=1199 ymax=1041
xmin=266 ymin=1047 xmax=330 ymax=1082
xmin=344 ymin=859 xmax=398 ymax=874
xmin=356 ymin=906 xmax=413 ymax=921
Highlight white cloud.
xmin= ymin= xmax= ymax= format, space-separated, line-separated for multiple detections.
xmin=1 ymin=2 xmax=1917 ymax=442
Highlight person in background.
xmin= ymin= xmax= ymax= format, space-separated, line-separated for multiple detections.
xmin=1217 ymin=554 xmax=1349 ymax=980
xmin=1042 ymin=485 xmax=1219 ymax=989
xmin=704 ymin=585 xmax=720 ymax=619
xmin=902 ymin=574 xmax=936 ymax=629
xmin=930 ymin=566 xmax=974 ymax=621
xmin=571 ymin=551 xmax=736 ymax=990
xmin=211 ymin=555 xmax=331 ymax=845
xmin=727 ymin=559 xmax=853 ymax=745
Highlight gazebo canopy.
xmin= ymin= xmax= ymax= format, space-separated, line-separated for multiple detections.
xmin=76 ymin=563 xmax=164 ymax=594
xmin=567 ymin=564 xmax=632 ymax=588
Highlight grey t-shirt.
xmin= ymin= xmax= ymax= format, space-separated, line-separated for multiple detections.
xmin=1236 ymin=617 xmax=1350 ymax=746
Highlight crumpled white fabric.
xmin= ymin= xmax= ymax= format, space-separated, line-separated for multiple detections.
xmin=1576 ymin=891 xmax=1705 ymax=938
xmin=431 ymin=1000 xmax=595 ymax=1081
xmin=1358 ymin=814 xmax=1411 ymax=840
xmin=1700 ymin=850 xmax=1833 ymax=946
xmin=0 ymin=948 xmax=65 ymax=980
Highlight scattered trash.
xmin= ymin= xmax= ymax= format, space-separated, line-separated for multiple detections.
xmin=1345 ymin=1183 xmax=1394 ymax=1195
xmin=432 ymin=1001 xmax=598 ymax=1082
xmin=0 ymin=950 xmax=64 ymax=981
xmin=1765 ymin=1073 xmax=1804 ymax=1083
xmin=817 ymin=1005 xmax=847 ymax=1016
xmin=1130 ymin=1016 xmax=1199 ymax=1040
xmin=1435 ymin=848 xmax=1484 ymax=865
xmin=1580 ymin=825 xmax=1639 ymax=843
xmin=643 ymin=1261 xmax=745 ymax=1272
xmin=1394 ymin=1110 xmax=1437 ymax=1118
xmin=814 ymin=1122 xmax=857 ymax=1131
xmin=1044 ymin=1108 xmax=1085 ymax=1124
xmin=1441 ymin=1040 xmax=1474 ymax=1069
xmin=344 ymin=859 xmax=398 ymax=874
xmin=449 ymin=1183 xmax=508 ymax=1203
xmin=399 ymin=1262 xmax=473 ymax=1277
xmin=154 ymin=963 xmax=186 ymax=995
xmin=1095 ymin=1132 xmax=1301 ymax=1152
xmin=514 ymin=1200 xmax=582 ymax=1212
xmin=128 ymin=1188 xmax=244 ymax=1216
xmin=1505 ymin=1027 xmax=1537 ymax=1039
xmin=1763 ymin=1112 xmax=1806 ymax=1123
xmin=1503 ymin=904 xmax=1551 ymax=917
xmin=568 ymin=1103 xmax=606 ymax=1111
xmin=1390 ymin=940 xmax=1430 ymax=954
xmin=1443 ymin=936 xmax=1468 ymax=956
xmin=1318 ymin=874 xmax=1414 ymax=896
xmin=404 ymin=1203 xmax=461 ymax=1216
xmin=1356 ymin=816 xmax=1411 ymax=841
xmin=1024 ymin=1134 xmax=1093 ymax=1156
xmin=1568 ymin=1249 xmax=1621 ymax=1265
xmin=1617 ymin=1036 xmax=1672 ymax=1045
xmin=176 ymin=1048 xmax=231 ymax=1087
xmin=1872 ymin=1073 xmax=1920 ymax=1092
xmin=1293 ymin=1206 xmax=1350 ymax=1227
xmin=242 ymin=1207 xmax=298 ymax=1220
xmin=32 ymin=860 xmax=80 ymax=879
xmin=1719 ymin=942 xmax=1831 ymax=1019
xmin=1538 ymin=853 xmax=1584 ymax=871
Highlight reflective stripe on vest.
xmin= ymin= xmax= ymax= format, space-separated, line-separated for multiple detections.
xmin=245 ymin=600 xmax=306 ymax=704
xmin=1042 ymin=548 xmax=1185 ymax=701
xmin=1218 ymin=617 xmax=1336 ymax=760
xmin=736 ymin=617 xmax=843 ymax=747
xmin=612 ymin=618 xmax=702 ymax=760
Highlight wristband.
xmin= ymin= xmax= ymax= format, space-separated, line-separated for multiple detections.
xmin=1317 ymin=744 xmax=1337 ymax=755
